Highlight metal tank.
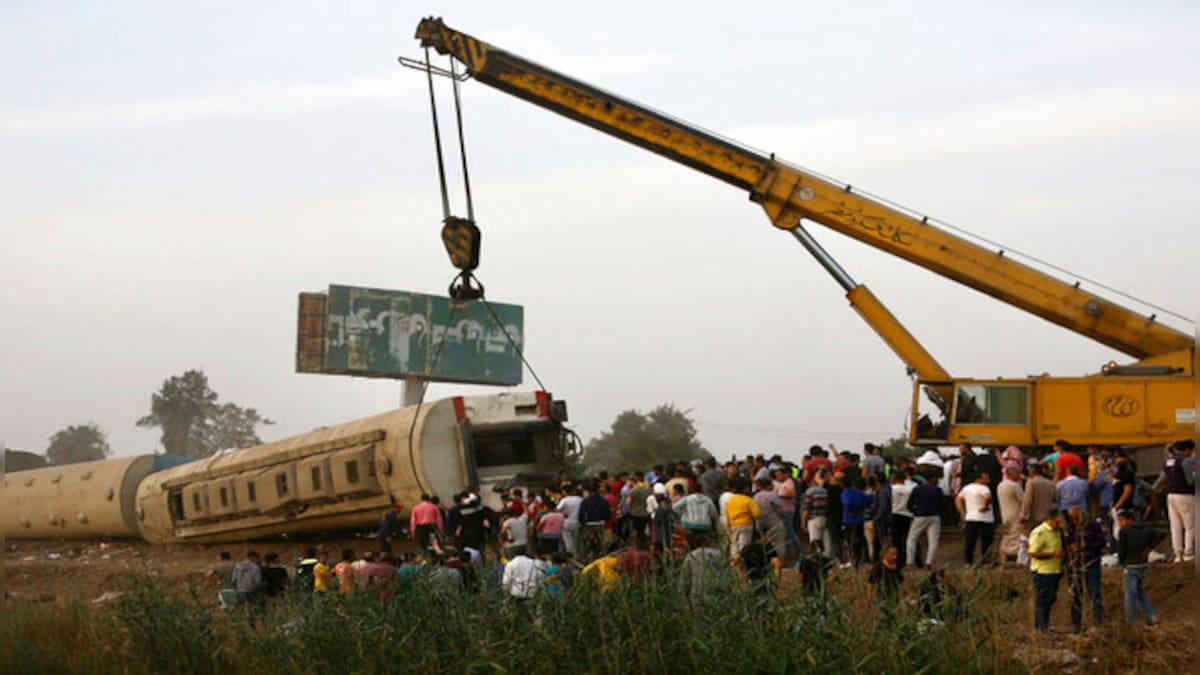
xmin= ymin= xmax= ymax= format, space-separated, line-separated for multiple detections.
xmin=136 ymin=391 xmax=569 ymax=544
xmin=3 ymin=455 xmax=160 ymax=539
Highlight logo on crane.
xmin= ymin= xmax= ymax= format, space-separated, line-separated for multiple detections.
xmin=1102 ymin=395 xmax=1140 ymax=418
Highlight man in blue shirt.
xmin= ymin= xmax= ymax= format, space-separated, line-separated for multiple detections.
xmin=1056 ymin=466 xmax=1089 ymax=513
xmin=906 ymin=479 xmax=944 ymax=569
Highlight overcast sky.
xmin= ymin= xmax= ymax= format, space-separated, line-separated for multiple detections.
xmin=2 ymin=1 xmax=1196 ymax=465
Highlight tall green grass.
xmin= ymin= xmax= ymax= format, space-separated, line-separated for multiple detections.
xmin=0 ymin=565 xmax=1054 ymax=674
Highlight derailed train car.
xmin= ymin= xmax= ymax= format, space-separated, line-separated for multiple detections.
xmin=4 ymin=391 xmax=571 ymax=544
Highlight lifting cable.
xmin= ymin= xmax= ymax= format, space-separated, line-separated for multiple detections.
xmin=402 ymin=50 xmax=554 ymax=496
xmin=415 ymin=47 xmax=550 ymax=392
xmin=450 ymin=58 xmax=474 ymax=223
xmin=422 ymin=47 xmax=452 ymax=221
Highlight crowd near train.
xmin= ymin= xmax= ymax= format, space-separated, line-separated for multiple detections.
xmin=2 ymin=391 xmax=572 ymax=544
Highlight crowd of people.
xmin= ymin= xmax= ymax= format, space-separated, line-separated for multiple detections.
xmin=204 ymin=438 xmax=1194 ymax=634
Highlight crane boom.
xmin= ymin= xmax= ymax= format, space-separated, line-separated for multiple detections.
xmin=416 ymin=17 xmax=1191 ymax=361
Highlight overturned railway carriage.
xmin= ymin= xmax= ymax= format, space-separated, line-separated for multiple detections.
xmin=4 ymin=392 xmax=571 ymax=544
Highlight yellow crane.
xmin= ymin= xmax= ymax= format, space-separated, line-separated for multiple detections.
xmin=413 ymin=17 xmax=1194 ymax=449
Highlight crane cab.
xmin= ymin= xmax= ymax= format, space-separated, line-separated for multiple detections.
xmin=911 ymin=372 xmax=1194 ymax=448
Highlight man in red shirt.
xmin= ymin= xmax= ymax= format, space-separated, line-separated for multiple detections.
xmin=1054 ymin=440 xmax=1084 ymax=483
xmin=410 ymin=493 xmax=445 ymax=554
xmin=803 ymin=446 xmax=834 ymax=484
xmin=616 ymin=536 xmax=655 ymax=582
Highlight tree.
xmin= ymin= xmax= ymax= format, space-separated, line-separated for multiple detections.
xmin=204 ymin=402 xmax=272 ymax=451
xmin=581 ymin=404 xmax=711 ymax=473
xmin=45 ymin=423 xmax=110 ymax=465
xmin=880 ymin=434 xmax=922 ymax=461
xmin=137 ymin=369 xmax=273 ymax=457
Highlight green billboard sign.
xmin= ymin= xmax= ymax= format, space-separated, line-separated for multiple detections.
xmin=307 ymin=285 xmax=523 ymax=386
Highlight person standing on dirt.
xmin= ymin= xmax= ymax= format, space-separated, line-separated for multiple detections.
xmin=205 ymin=551 xmax=238 ymax=609
xmin=1021 ymin=463 xmax=1056 ymax=535
xmin=1155 ymin=439 xmax=1195 ymax=563
xmin=889 ymin=469 xmax=914 ymax=568
xmin=997 ymin=466 xmax=1025 ymax=567
xmin=261 ymin=552 xmax=289 ymax=598
xmin=956 ymin=472 xmax=995 ymax=566
xmin=410 ymin=493 xmax=445 ymax=555
xmin=1027 ymin=511 xmax=1065 ymax=632
xmin=1063 ymin=506 xmax=1105 ymax=632
xmin=312 ymin=550 xmax=334 ymax=595
xmin=232 ymin=551 xmax=264 ymax=613
xmin=905 ymin=475 xmax=944 ymax=569
xmin=377 ymin=501 xmax=404 ymax=555
xmin=457 ymin=493 xmax=491 ymax=558
xmin=1116 ymin=509 xmax=1161 ymax=626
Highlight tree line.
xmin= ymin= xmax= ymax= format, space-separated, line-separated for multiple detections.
xmin=30 ymin=369 xmax=273 ymax=465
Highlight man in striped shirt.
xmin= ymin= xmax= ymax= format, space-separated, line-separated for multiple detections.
xmin=802 ymin=470 xmax=834 ymax=557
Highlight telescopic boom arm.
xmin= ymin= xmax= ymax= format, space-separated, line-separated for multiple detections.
xmin=415 ymin=17 xmax=1192 ymax=362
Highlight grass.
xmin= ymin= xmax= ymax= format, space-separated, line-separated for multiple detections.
xmin=1 ymin=563 xmax=1192 ymax=674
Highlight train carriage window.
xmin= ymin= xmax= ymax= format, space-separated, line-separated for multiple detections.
xmin=169 ymin=490 xmax=185 ymax=522
xmin=276 ymin=474 xmax=289 ymax=497
xmin=193 ymin=493 xmax=202 ymax=512
xmin=219 ymin=487 xmax=229 ymax=507
xmin=247 ymin=482 xmax=257 ymax=503
xmin=345 ymin=461 xmax=360 ymax=484
xmin=311 ymin=467 xmax=323 ymax=490
xmin=473 ymin=433 xmax=536 ymax=467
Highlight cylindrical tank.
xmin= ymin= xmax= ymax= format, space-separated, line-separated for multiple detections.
xmin=3 ymin=455 xmax=158 ymax=539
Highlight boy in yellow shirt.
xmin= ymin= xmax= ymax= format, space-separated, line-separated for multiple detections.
xmin=724 ymin=478 xmax=761 ymax=559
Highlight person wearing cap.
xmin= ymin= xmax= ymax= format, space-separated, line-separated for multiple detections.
xmin=1027 ymin=510 xmax=1065 ymax=632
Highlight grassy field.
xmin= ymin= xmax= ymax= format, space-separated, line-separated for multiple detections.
xmin=3 ymin=557 xmax=1195 ymax=674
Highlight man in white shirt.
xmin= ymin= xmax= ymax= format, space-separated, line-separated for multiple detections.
xmin=717 ymin=488 xmax=735 ymax=534
xmin=500 ymin=511 xmax=529 ymax=560
xmin=956 ymin=472 xmax=995 ymax=566
xmin=501 ymin=546 xmax=547 ymax=600
xmin=556 ymin=487 xmax=583 ymax=558
xmin=889 ymin=470 xmax=915 ymax=568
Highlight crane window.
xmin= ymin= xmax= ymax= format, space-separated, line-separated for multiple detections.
xmin=955 ymin=385 xmax=1028 ymax=425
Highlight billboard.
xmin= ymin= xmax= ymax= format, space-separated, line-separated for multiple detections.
xmin=296 ymin=285 xmax=523 ymax=386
